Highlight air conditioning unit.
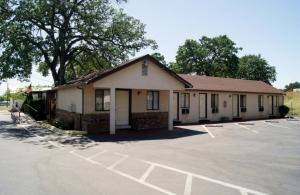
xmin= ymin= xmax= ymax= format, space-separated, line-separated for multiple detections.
xmin=241 ymin=107 xmax=247 ymax=112
xmin=181 ymin=108 xmax=190 ymax=114
xmin=259 ymin=107 xmax=264 ymax=112
xmin=212 ymin=107 xmax=219 ymax=113
xmin=70 ymin=104 xmax=76 ymax=112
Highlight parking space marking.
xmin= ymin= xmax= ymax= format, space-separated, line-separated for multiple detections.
xmin=201 ymin=125 xmax=215 ymax=138
xmin=87 ymin=150 xmax=107 ymax=160
xmin=110 ymin=168 xmax=176 ymax=195
xmin=235 ymin=123 xmax=259 ymax=134
xmin=140 ymin=163 xmax=155 ymax=182
xmin=142 ymin=160 xmax=268 ymax=195
xmin=183 ymin=174 xmax=193 ymax=195
xmin=107 ymin=153 xmax=128 ymax=170
xmin=262 ymin=121 xmax=290 ymax=129
xmin=240 ymin=189 xmax=248 ymax=195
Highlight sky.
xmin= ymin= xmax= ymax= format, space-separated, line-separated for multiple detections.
xmin=1 ymin=0 xmax=299 ymax=95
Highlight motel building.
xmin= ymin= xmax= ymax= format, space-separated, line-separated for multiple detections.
xmin=54 ymin=54 xmax=284 ymax=134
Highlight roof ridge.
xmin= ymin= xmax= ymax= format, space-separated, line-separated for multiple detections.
xmin=179 ymin=74 xmax=268 ymax=83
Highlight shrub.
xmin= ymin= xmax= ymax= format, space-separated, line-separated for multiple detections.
xmin=279 ymin=105 xmax=289 ymax=118
xmin=53 ymin=118 xmax=67 ymax=129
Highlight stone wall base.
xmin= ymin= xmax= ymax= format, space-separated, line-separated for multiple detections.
xmin=131 ymin=112 xmax=168 ymax=130
xmin=55 ymin=110 xmax=168 ymax=133
xmin=82 ymin=113 xmax=109 ymax=134
xmin=55 ymin=109 xmax=81 ymax=130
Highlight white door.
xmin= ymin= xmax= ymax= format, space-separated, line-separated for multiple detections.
xmin=116 ymin=90 xmax=129 ymax=126
xmin=268 ymin=96 xmax=273 ymax=115
xmin=232 ymin=94 xmax=239 ymax=117
xmin=173 ymin=92 xmax=178 ymax=120
xmin=199 ymin=93 xmax=207 ymax=119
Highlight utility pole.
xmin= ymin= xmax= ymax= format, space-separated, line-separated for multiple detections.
xmin=6 ymin=80 xmax=8 ymax=108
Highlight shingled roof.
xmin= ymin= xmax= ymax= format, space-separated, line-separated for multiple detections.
xmin=179 ymin=74 xmax=284 ymax=94
xmin=55 ymin=54 xmax=192 ymax=89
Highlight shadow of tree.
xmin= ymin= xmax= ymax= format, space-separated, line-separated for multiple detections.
xmin=0 ymin=123 xmax=206 ymax=150
xmin=86 ymin=127 xmax=207 ymax=143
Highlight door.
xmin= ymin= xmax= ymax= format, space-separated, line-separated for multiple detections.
xmin=173 ymin=92 xmax=179 ymax=121
xmin=268 ymin=95 xmax=273 ymax=115
xmin=116 ymin=90 xmax=130 ymax=126
xmin=199 ymin=93 xmax=207 ymax=119
xmin=232 ymin=94 xmax=239 ymax=118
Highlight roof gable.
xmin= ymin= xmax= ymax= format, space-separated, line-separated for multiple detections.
xmin=55 ymin=55 xmax=192 ymax=89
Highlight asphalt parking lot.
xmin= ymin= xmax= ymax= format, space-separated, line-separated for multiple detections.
xmin=0 ymin=111 xmax=300 ymax=195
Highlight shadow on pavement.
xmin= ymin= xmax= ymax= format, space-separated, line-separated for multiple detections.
xmin=0 ymin=119 xmax=206 ymax=150
xmin=86 ymin=127 xmax=206 ymax=143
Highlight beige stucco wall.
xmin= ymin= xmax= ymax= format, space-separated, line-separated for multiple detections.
xmin=82 ymin=86 xmax=168 ymax=114
xmin=57 ymin=88 xmax=82 ymax=114
xmin=82 ymin=84 xmax=111 ymax=114
xmin=175 ymin=91 xmax=284 ymax=123
xmin=131 ymin=89 xmax=168 ymax=112
xmin=92 ymin=60 xmax=185 ymax=90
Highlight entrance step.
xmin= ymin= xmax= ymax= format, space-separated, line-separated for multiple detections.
xmin=116 ymin=125 xmax=131 ymax=130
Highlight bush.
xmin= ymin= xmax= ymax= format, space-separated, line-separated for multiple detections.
xmin=53 ymin=118 xmax=67 ymax=129
xmin=22 ymin=99 xmax=46 ymax=120
xmin=279 ymin=105 xmax=289 ymax=118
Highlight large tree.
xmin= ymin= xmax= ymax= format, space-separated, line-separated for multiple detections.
xmin=237 ymin=55 xmax=276 ymax=84
xmin=173 ymin=35 xmax=241 ymax=77
xmin=0 ymin=0 xmax=156 ymax=85
xmin=284 ymin=82 xmax=300 ymax=92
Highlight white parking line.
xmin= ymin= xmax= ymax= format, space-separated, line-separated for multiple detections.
xmin=140 ymin=163 xmax=155 ymax=182
xmin=262 ymin=121 xmax=290 ymax=129
xmin=184 ymin=174 xmax=193 ymax=195
xmin=201 ymin=125 xmax=215 ymax=138
xmin=107 ymin=153 xmax=128 ymax=170
xmin=142 ymin=160 xmax=268 ymax=195
xmin=87 ymin=150 xmax=107 ymax=160
xmin=110 ymin=168 xmax=176 ymax=195
xmin=235 ymin=123 xmax=259 ymax=134
xmin=240 ymin=189 xmax=248 ymax=195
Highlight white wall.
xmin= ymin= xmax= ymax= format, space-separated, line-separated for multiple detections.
xmin=57 ymin=88 xmax=82 ymax=114
xmin=93 ymin=60 xmax=185 ymax=90
xmin=175 ymin=91 xmax=284 ymax=123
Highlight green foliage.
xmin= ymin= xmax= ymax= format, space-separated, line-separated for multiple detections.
xmin=278 ymin=105 xmax=290 ymax=118
xmin=173 ymin=35 xmax=241 ymax=77
xmin=0 ymin=0 xmax=157 ymax=85
xmin=237 ymin=55 xmax=276 ymax=84
xmin=151 ymin=52 xmax=167 ymax=65
xmin=22 ymin=99 xmax=45 ymax=120
xmin=170 ymin=35 xmax=277 ymax=84
xmin=284 ymin=82 xmax=300 ymax=92
xmin=53 ymin=118 xmax=67 ymax=129
xmin=2 ymin=89 xmax=26 ymax=100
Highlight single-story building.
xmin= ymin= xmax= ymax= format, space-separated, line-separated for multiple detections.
xmin=54 ymin=54 xmax=284 ymax=134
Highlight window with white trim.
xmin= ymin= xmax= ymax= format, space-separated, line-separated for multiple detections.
xmin=95 ymin=89 xmax=110 ymax=111
xmin=181 ymin=93 xmax=190 ymax=108
xmin=211 ymin=94 xmax=219 ymax=113
xmin=147 ymin=91 xmax=159 ymax=110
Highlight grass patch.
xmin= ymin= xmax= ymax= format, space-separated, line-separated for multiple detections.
xmin=37 ymin=121 xmax=87 ymax=136
xmin=285 ymin=92 xmax=300 ymax=116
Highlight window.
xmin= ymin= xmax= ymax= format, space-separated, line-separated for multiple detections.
xmin=258 ymin=95 xmax=264 ymax=112
xmin=95 ymin=89 xmax=110 ymax=111
xmin=275 ymin=96 xmax=279 ymax=106
xmin=181 ymin=93 xmax=190 ymax=108
xmin=211 ymin=94 xmax=219 ymax=113
xmin=240 ymin=95 xmax=247 ymax=112
xmin=147 ymin=91 xmax=159 ymax=110
xmin=142 ymin=63 xmax=148 ymax=76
